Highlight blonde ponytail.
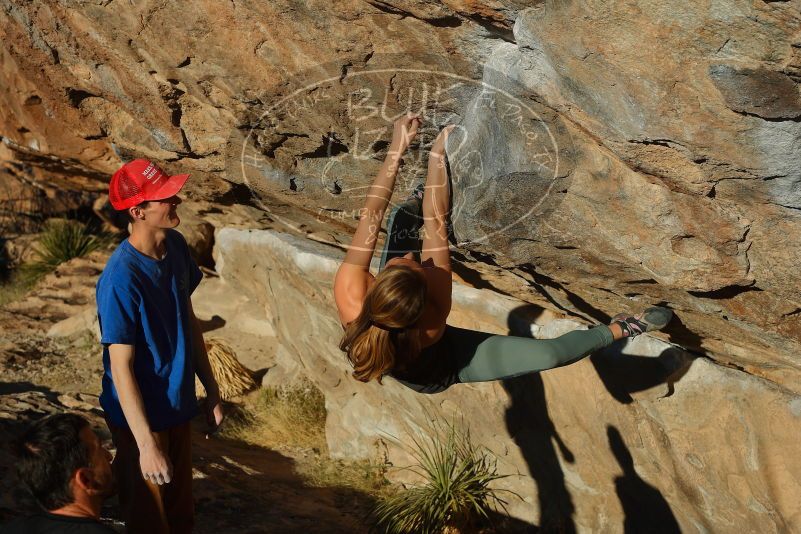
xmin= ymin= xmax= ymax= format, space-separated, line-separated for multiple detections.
xmin=339 ymin=266 xmax=426 ymax=382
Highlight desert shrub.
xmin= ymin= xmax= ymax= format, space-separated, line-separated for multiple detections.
xmin=20 ymin=219 xmax=110 ymax=282
xmin=371 ymin=420 xmax=511 ymax=534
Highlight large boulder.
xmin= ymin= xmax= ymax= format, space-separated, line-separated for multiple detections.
xmin=446 ymin=2 xmax=801 ymax=392
xmin=2 ymin=0 xmax=798 ymax=391
xmin=215 ymin=227 xmax=801 ymax=531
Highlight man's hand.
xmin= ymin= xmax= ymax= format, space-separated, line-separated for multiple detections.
xmin=188 ymin=301 xmax=225 ymax=437
xmin=205 ymin=391 xmax=225 ymax=437
xmin=139 ymin=438 xmax=173 ymax=485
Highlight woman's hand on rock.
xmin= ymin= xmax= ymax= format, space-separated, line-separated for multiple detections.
xmin=390 ymin=112 xmax=422 ymax=154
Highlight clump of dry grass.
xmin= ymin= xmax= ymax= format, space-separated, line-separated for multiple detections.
xmin=221 ymin=378 xmax=390 ymax=496
xmin=195 ymin=338 xmax=257 ymax=400
xmin=222 ymin=379 xmax=328 ymax=453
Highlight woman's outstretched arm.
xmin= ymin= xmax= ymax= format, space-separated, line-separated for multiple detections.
xmin=341 ymin=113 xmax=420 ymax=271
xmin=420 ymin=126 xmax=454 ymax=318
xmin=334 ymin=113 xmax=420 ymax=324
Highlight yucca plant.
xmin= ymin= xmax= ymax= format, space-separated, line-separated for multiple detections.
xmin=20 ymin=219 xmax=110 ymax=282
xmin=371 ymin=420 xmax=512 ymax=534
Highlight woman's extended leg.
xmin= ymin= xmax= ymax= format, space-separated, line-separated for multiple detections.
xmin=454 ymin=325 xmax=615 ymax=383
xmin=452 ymin=306 xmax=673 ymax=383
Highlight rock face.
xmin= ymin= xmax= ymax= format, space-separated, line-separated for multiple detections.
xmin=215 ymin=227 xmax=801 ymax=532
xmin=2 ymin=0 xmax=801 ymax=530
xmin=1 ymin=0 xmax=799 ymax=390
xmin=447 ymin=1 xmax=801 ymax=392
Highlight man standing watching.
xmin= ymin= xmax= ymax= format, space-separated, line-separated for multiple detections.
xmin=3 ymin=413 xmax=116 ymax=534
xmin=96 ymin=159 xmax=223 ymax=533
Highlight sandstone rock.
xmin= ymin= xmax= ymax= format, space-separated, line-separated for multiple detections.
xmin=56 ymin=392 xmax=98 ymax=412
xmin=2 ymin=0 xmax=799 ymax=392
xmin=446 ymin=1 xmax=801 ymax=391
xmin=215 ymin=227 xmax=801 ymax=531
xmin=2 ymin=252 xmax=106 ymax=334
xmin=709 ymin=65 xmax=801 ymax=120
xmin=46 ymin=307 xmax=99 ymax=339
xmin=176 ymin=203 xmax=215 ymax=267
xmin=1 ymin=233 xmax=38 ymax=265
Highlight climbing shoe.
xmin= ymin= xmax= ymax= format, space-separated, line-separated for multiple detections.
xmin=612 ymin=306 xmax=673 ymax=338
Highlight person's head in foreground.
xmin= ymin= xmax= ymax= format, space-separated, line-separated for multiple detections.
xmin=109 ymin=158 xmax=187 ymax=229
xmin=3 ymin=413 xmax=115 ymax=533
xmin=340 ymin=255 xmax=428 ymax=382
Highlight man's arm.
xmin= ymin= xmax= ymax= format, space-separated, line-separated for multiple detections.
xmin=188 ymin=300 xmax=224 ymax=433
xmin=108 ymin=343 xmax=172 ymax=485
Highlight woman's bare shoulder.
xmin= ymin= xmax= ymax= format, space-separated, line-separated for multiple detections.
xmin=416 ymin=288 xmax=448 ymax=348
xmin=334 ymin=265 xmax=375 ymax=326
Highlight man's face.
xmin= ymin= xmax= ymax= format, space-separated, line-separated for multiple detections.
xmin=79 ymin=426 xmax=115 ymax=497
xmin=134 ymin=195 xmax=182 ymax=229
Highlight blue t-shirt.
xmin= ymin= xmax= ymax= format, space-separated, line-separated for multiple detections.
xmin=96 ymin=229 xmax=203 ymax=431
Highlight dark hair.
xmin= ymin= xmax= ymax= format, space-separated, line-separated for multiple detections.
xmin=13 ymin=413 xmax=92 ymax=510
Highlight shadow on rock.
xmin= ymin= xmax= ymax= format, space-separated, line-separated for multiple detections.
xmin=590 ymin=344 xmax=694 ymax=405
xmin=484 ymin=508 xmax=541 ymax=533
xmin=607 ymin=426 xmax=680 ymax=533
xmin=502 ymin=375 xmax=577 ymax=533
xmin=658 ymin=310 xmax=706 ymax=358
xmin=501 ymin=305 xmax=578 ymax=533
xmin=198 ymin=314 xmax=226 ymax=334
xmin=0 ymin=381 xmax=60 ymax=397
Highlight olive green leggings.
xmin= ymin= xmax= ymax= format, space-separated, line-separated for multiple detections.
xmin=452 ymin=324 xmax=614 ymax=383
xmin=380 ymin=199 xmax=615 ymax=390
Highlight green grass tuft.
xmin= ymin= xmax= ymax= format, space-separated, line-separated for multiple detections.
xmin=19 ymin=219 xmax=111 ymax=283
xmin=371 ymin=420 xmax=512 ymax=534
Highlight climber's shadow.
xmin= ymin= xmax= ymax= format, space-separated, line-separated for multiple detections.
xmin=659 ymin=310 xmax=706 ymax=357
xmin=500 ymin=305 xmax=692 ymax=530
xmin=506 ymin=302 xmax=696 ymax=405
xmin=501 ymin=306 xmax=580 ymax=533
xmin=501 ymin=374 xmax=577 ymax=533
xmin=198 ymin=314 xmax=226 ymax=333
xmin=608 ymin=425 xmax=681 ymax=533
xmin=589 ymin=302 xmax=695 ymax=404
xmin=590 ymin=343 xmax=693 ymax=405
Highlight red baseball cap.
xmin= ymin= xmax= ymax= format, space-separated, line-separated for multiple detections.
xmin=108 ymin=159 xmax=190 ymax=210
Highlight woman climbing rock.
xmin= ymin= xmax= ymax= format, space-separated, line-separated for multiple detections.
xmin=333 ymin=114 xmax=673 ymax=393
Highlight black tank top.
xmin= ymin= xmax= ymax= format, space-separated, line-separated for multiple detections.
xmin=389 ymin=325 xmax=462 ymax=394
